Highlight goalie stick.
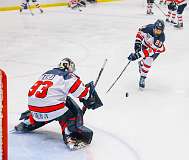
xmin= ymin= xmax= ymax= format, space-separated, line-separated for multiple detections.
xmin=82 ymin=58 xmax=108 ymax=113
xmin=94 ymin=58 xmax=108 ymax=88
xmin=106 ymin=61 xmax=131 ymax=93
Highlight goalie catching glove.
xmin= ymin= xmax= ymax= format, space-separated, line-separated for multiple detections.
xmin=80 ymin=81 xmax=103 ymax=110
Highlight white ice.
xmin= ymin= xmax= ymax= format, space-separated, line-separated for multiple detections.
xmin=0 ymin=1 xmax=189 ymax=160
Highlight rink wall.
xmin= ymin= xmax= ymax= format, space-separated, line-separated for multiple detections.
xmin=0 ymin=0 xmax=119 ymax=11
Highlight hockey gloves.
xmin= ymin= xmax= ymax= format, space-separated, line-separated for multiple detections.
xmin=134 ymin=41 xmax=142 ymax=53
xmin=128 ymin=40 xmax=142 ymax=61
xmin=128 ymin=52 xmax=141 ymax=61
xmin=80 ymin=81 xmax=103 ymax=110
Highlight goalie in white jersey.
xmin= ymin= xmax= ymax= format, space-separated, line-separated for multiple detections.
xmin=15 ymin=58 xmax=103 ymax=150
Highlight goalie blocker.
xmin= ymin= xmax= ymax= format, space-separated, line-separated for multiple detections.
xmin=80 ymin=81 xmax=103 ymax=110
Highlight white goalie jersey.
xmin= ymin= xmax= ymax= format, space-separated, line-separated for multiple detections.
xmin=28 ymin=68 xmax=90 ymax=122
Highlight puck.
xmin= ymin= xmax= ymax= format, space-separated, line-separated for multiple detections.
xmin=125 ymin=92 xmax=129 ymax=97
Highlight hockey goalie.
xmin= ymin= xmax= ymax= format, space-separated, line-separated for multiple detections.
xmin=14 ymin=58 xmax=103 ymax=150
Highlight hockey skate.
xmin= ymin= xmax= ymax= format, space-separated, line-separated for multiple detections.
xmin=65 ymin=136 xmax=87 ymax=150
xmin=69 ymin=3 xmax=82 ymax=11
xmin=13 ymin=122 xmax=31 ymax=133
xmin=171 ymin=20 xmax=177 ymax=25
xmin=147 ymin=11 xmax=154 ymax=15
xmin=139 ymin=76 xmax=146 ymax=90
xmin=166 ymin=19 xmax=177 ymax=25
xmin=39 ymin=9 xmax=44 ymax=13
xmin=174 ymin=23 xmax=183 ymax=29
xmin=165 ymin=18 xmax=170 ymax=23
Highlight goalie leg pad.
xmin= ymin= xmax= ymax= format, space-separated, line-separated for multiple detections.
xmin=70 ymin=126 xmax=93 ymax=144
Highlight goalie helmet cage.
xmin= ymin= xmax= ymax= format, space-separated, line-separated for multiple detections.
xmin=0 ymin=69 xmax=7 ymax=160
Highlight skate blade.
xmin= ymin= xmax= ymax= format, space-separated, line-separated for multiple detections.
xmin=67 ymin=142 xmax=87 ymax=151
xmin=67 ymin=143 xmax=75 ymax=150
xmin=9 ymin=129 xmax=24 ymax=134
xmin=9 ymin=128 xmax=31 ymax=134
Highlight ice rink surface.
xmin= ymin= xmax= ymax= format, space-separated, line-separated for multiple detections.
xmin=0 ymin=1 xmax=189 ymax=159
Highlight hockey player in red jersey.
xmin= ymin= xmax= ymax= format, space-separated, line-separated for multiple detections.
xmin=128 ymin=19 xmax=166 ymax=89
xmin=14 ymin=58 xmax=103 ymax=150
xmin=19 ymin=0 xmax=43 ymax=13
xmin=174 ymin=0 xmax=187 ymax=28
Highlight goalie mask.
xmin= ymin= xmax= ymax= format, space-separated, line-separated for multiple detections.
xmin=58 ymin=58 xmax=76 ymax=73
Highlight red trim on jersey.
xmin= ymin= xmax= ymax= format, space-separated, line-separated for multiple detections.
xmin=69 ymin=79 xmax=82 ymax=94
xmin=68 ymin=117 xmax=76 ymax=121
xmin=142 ymin=68 xmax=148 ymax=73
xmin=59 ymin=120 xmax=68 ymax=133
xmin=143 ymin=63 xmax=151 ymax=68
xmin=175 ymin=0 xmax=186 ymax=5
xmin=78 ymin=87 xmax=89 ymax=99
xmin=28 ymin=103 xmax=65 ymax=113
xmin=136 ymin=32 xmax=144 ymax=41
xmin=28 ymin=115 xmax=36 ymax=125
xmin=166 ymin=0 xmax=175 ymax=2
xmin=143 ymin=49 xmax=150 ymax=57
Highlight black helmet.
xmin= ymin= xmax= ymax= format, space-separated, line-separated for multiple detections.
xmin=154 ymin=19 xmax=165 ymax=32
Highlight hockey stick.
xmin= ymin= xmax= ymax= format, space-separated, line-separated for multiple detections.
xmin=94 ymin=58 xmax=108 ymax=88
xmin=27 ymin=2 xmax=34 ymax=16
xmin=106 ymin=60 xmax=131 ymax=93
xmin=154 ymin=1 xmax=167 ymax=16
xmin=82 ymin=58 xmax=108 ymax=114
